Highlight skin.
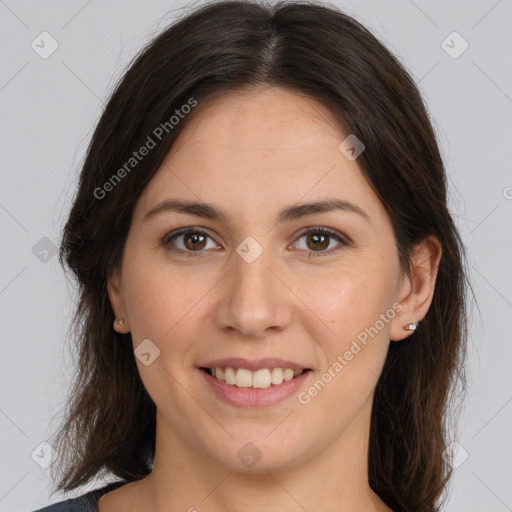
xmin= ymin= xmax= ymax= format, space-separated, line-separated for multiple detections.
xmin=101 ymin=85 xmax=442 ymax=512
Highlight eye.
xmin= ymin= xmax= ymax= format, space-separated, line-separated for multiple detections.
xmin=161 ymin=226 xmax=349 ymax=257
xmin=162 ymin=228 xmax=219 ymax=256
xmin=293 ymin=227 xmax=349 ymax=257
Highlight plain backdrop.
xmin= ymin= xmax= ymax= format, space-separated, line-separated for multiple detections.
xmin=1 ymin=0 xmax=511 ymax=510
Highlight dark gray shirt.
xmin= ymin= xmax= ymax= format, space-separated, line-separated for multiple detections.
xmin=31 ymin=480 xmax=127 ymax=512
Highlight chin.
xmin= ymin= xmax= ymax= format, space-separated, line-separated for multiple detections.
xmin=219 ymin=452 xmax=304 ymax=474
xmin=203 ymin=432 xmax=309 ymax=474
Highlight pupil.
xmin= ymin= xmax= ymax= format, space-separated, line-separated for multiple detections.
xmin=309 ymin=233 xmax=328 ymax=251
xmin=183 ymin=232 xmax=330 ymax=252
xmin=186 ymin=233 xmax=206 ymax=250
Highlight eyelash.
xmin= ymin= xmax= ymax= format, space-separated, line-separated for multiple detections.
xmin=161 ymin=226 xmax=349 ymax=258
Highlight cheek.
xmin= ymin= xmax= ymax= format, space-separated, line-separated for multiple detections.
xmin=120 ymin=256 xmax=208 ymax=416
xmin=294 ymin=277 xmax=394 ymax=429
xmin=121 ymin=253 xmax=213 ymax=352
xmin=297 ymin=257 xmax=398 ymax=344
xmin=294 ymin=253 xmax=400 ymax=407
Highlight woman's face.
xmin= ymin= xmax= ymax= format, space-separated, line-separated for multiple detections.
xmin=109 ymin=86 xmax=416 ymax=473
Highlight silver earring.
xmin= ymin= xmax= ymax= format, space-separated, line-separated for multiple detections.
xmin=118 ymin=318 xmax=125 ymax=325
xmin=404 ymin=322 xmax=418 ymax=331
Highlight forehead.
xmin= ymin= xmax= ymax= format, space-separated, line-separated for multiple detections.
xmin=170 ymin=86 xmax=346 ymax=157
xmin=135 ymin=87 xmax=386 ymax=226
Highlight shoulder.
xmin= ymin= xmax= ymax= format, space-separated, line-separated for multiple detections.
xmin=31 ymin=498 xmax=79 ymax=512
xmin=31 ymin=480 xmax=128 ymax=512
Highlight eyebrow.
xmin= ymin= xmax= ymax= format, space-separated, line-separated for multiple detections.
xmin=142 ymin=198 xmax=371 ymax=224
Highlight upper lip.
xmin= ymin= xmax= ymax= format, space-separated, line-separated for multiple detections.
xmin=199 ymin=357 xmax=310 ymax=371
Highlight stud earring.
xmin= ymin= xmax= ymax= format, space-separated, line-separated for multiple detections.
xmin=404 ymin=322 xmax=418 ymax=331
xmin=113 ymin=317 xmax=128 ymax=331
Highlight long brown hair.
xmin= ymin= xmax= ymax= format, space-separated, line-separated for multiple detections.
xmin=51 ymin=2 xmax=471 ymax=510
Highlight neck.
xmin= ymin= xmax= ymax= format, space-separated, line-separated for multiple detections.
xmin=133 ymin=399 xmax=389 ymax=512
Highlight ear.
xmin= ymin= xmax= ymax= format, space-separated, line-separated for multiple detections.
xmin=390 ymin=235 xmax=442 ymax=341
xmin=107 ymin=265 xmax=130 ymax=334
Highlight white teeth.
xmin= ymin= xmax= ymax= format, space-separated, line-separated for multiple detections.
xmin=235 ymin=368 xmax=253 ymax=388
xmin=283 ymin=368 xmax=295 ymax=381
xmin=271 ymin=367 xmax=283 ymax=385
xmin=224 ymin=367 xmax=236 ymax=385
xmin=253 ymin=369 xmax=272 ymax=389
xmin=209 ymin=367 xmax=305 ymax=388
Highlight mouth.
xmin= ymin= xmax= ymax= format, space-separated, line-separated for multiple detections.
xmin=198 ymin=358 xmax=313 ymax=407
xmin=200 ymin=366 xmax=312 ymax=389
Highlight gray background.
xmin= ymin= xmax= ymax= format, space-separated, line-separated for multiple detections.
xmin=1 ymin=0 xmax=511 ymax=510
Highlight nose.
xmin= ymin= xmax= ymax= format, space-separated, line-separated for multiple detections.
xmin=212 ymin=241 xmax=293 ymax=339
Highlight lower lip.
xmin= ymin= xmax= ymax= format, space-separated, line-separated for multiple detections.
xmin=199 ymin=369 xmax=311 ymax=408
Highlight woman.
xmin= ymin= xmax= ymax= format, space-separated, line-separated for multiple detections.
xmin=34 ymin=1 xmax=470 ymax=511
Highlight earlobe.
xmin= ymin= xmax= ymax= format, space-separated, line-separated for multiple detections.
xmin=390 ymin=235 xmax=442 ymax=341
xmin=107 ymin=267 xmax=131 ymax=334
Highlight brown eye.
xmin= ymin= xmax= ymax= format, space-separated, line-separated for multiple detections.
xmin=162 ymin=226 xmax=348 ymax=258
xmin=183 ymin=232 xmax=207 ymax=250
xmin=294 ymin=227 xmax=348 ymax=256
xmin=305 ymin=232 xmax=330 ymax=251
xmin=162 ymin=228 xmax=217 ymax=256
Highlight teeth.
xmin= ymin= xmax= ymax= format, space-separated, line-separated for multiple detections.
xmin=253 ymin=369 xmax=272 ymax=389
xmin=224 ymin=367 xmax=236 ymax=385
xmin=283 ymin=368 xmax=295 ymax=381
xmin=270 ymin=368 xmax=283 ymax=385
xmin=208 ymin=367 xmax=305 ymax=388
xmin=235 ymin=368 xmax=253 ymax=388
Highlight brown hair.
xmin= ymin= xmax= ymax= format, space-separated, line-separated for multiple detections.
xmin=51 ymin=2 xmax=471 ymax=510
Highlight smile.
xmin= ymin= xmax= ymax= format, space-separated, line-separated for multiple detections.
xmin=201 ymin=367 xmax=309 ymax=389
